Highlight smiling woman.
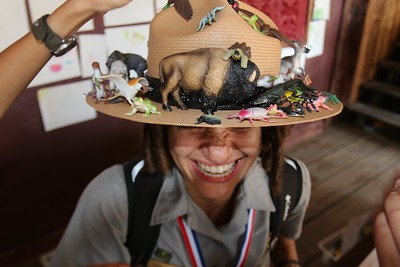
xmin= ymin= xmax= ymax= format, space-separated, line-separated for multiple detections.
xmin=168 ymin=126 xmax=262 ymax=211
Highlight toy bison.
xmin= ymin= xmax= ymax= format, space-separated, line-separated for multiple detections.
xmin=159 ymin=48 xmax=260 ymax=114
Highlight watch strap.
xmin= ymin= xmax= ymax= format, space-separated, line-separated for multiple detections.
xmin=31 ymin=14 xmax=77 ymax=57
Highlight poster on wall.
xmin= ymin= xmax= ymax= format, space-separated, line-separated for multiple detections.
xmin=306 ymin=20 xmax=327 ymax=58
xmin=312 ymin=0 xmax=331 ymax=20
xmin=37 ymin=80 xmax=97 ymax=132
xmin=28 ymin=0 xmax=94 ymax=31
xmin=105 ymin=24 xmax=150 ymax=58
xmin=29 ymin=48 xmax=81 ymax=88
xmin=78 ymin=34 xmax=109 ymax=78
xmin=0 ymin=0 xmax=30 ymax=51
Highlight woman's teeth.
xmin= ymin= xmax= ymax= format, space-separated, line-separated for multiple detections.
xmin=197 ymin=162 xmax=235 ymax=178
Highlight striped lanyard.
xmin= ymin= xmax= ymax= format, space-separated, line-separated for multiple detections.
xmin=177 ymin=208 xmax=256 ymax=267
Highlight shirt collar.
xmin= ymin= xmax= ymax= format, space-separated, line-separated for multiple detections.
xmin=150 ymin=168 xmax=188 ymax=225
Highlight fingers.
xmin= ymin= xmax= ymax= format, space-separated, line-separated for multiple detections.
xmin=384 ymin=190 xmax=400 ymax=251
xmin=374 ymin=211 xmax=400 ymax=267
xmin=374 ymin=178 xmax=400 ymax=267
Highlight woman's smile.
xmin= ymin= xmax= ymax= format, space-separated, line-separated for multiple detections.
xmin=193 ymin=160 xmax=241 ymax=182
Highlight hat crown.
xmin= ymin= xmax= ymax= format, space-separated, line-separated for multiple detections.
xmin=147 ymin=0 xmax=282 ymax=78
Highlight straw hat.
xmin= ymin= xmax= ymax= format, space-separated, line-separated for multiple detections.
xmin=87 ymin=0 xmax=342 ymax=127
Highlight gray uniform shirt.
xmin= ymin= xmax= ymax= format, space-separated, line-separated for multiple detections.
xmin=49 ymin=158 xmax=310 ymax=267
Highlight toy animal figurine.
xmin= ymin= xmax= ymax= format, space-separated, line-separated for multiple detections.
xmin=106 ymin=50 xmax=147 ymax=79
xmin=159 ymin=47 xmax=260 ymax=114
xmin=280 ymin=41 xmax=310 ymax=79
xmin=195 ymin=114 xmax=222 ymax=125
xmin=323 ymin=91 xmax=341 ymax=104
xmin=238 ymin=9 xmax=261 ymax=31
xmin=108 ymin=60 xmax=129 ymax=90
xmin=260 ymin=24 xmax=295 ymax=50
xmin=286 ymin=67 xmax=313 ymax=89
xmin=266 ymin=104 xmax=288 ymax=118
xmin=227 ymin=0 xmax=239 ymax=11
xmin=251 ymin=78 xmax=316 ymax=107
xmin=163 ymin=0 xmax=193 ymax=21
xmin=226 ymin=105 xmax=287 ymax=126
xmin=307 ymin=95 xmax=333 ymax=112
xmin=223 ymin=42 xmax=251 ymax=68
xmin=100 ymin=75 xmax=150 ymax=107
xmin=236 ymin=8 xmax=295 ymax=49
xmin=126 ymin=97 xmax=161 ymax=117
xmin=257 ymin=73 xmax=289 ymax=88
xmin=196 ymin=5 xmax=225 ymax=31
xmin=91 ymin=61 xmax=109 ymax=102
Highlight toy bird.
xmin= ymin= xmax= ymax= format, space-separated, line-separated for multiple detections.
xmin=163 ymin=0 xmax=193 ymax=21
xmin=91 ymin=61 xmax=109 ymax=102
xmin=100 ymin=75 xmax=151 ymax=107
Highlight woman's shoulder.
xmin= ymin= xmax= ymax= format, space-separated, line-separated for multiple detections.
xmin=80 ymin=164 xmax=128 ymax=208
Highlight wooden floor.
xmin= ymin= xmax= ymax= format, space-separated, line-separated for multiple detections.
xmin=286 ymin=122 xmax=400 ymax=266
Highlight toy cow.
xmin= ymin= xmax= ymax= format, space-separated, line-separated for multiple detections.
xmin=159 ymin=47 xmax=260 ymax=114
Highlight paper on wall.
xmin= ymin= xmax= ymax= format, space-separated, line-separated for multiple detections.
xmin=105 ymin=24 xmax=150 ymax=59
xmin=0 ymin=0 xmax=30 ymax=51
xmin=103 ymin=0 xmax=154 ymax=27
xmin=37 ymin=80 xmax=97 ymax=132
xmin=79 ymin=34 xmax=108 ymax=78
xmin=29 ymin=47 xmax=81 ymax=88
xmin=306 ymin=20 xmax=327 ymax=59
xmin=312 ymin=0 xmax=331 ymax=21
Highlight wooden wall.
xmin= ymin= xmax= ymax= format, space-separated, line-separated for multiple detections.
xmin=331 ymin=0 xmax=400 ymax=103
xmin=350 ymin=0 xmax=400 ymax=102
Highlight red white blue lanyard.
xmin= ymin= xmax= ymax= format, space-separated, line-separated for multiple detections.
xmin=177 ymin=208 xmax=256 ymax=267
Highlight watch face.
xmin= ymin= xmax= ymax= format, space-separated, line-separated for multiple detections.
xmin=53 ymin=36 xmax=78 ymax=57
xmin=32 ymin=17 xmax=47 ymax=40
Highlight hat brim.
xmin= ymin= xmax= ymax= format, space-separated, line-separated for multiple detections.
xmin=86 ymin=96 xmax=343 ymax=128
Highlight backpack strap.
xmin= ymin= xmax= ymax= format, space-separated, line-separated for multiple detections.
xmin=269 ymin=157 xmax=303 ymax=250
xmin=123 ymin=158 xmax=164 ymax=266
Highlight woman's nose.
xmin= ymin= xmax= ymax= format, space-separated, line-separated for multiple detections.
xmin=202 ymin=129 xmax=233 ymax=164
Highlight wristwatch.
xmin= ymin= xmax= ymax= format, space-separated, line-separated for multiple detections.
xmin=31 ymin=14 xmax=78 ymax=57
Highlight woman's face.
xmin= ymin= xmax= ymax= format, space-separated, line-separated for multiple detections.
xmin=168 ymin=126 xmax=262 ymax=202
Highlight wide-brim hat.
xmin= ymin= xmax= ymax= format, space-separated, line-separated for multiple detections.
xmin=87 ymin=0 xmax=342 ymax=127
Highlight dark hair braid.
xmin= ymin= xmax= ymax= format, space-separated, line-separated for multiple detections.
xmin=143 ymin=124 xmax=173 ymax=174
xmin=261 ymin=126 xmax=292 ymax=195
